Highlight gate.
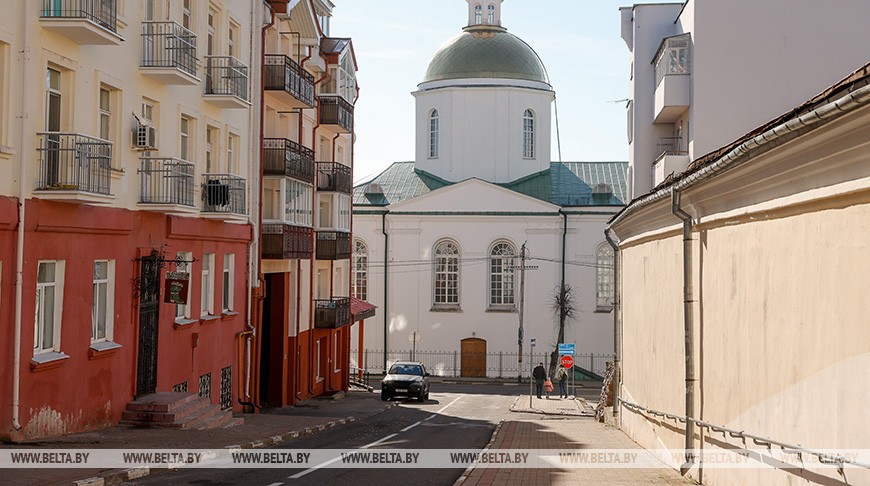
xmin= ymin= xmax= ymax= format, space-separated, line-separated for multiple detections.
xmin=136 ymin=253 xmax=161 ymax=397
xmin=460 ymin=337 xmax=486 ymax=378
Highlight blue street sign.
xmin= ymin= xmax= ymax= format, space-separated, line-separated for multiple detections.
xmin=530 ymin=338 xmax=536 ymax=347
xmin=558 ymin=343 xmax=575 ymax=355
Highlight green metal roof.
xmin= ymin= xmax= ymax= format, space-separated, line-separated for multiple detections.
xmin=353 ymin=162 xmax=628 ymax=208
xmin=422 ymin=27 xmax=549 ymax=84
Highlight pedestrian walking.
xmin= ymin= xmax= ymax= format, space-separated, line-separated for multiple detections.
xmin=556 ymin=364 xmax=569 ymax=398
xmin=533 ymin=362 xmax=546 ymax=399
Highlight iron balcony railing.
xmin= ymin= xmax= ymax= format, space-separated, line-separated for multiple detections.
xmin=314 ymin=297 xmax=351 ymax=329
xmin=264 ymin=54 xmax=316 ymax=107
xmin=316 ymin=231 xmax=351 ymax=260
xmin=261 ymin=223 xmax=313 ymax=260
xmin=204 ymin=56 xmax=249 ymax=101
xmin=138 ymin=157 xmax=195 ymax=206
xmin=318 ymin=95 xmax=354 ymax=132
xmin=202 ymin=173 xmax=246 ymax=214
xmin=41 ymin=0 xmax=118 ymax=33
xmin=36 ymin=133 xmax=112 ymax=195
xmin=263 ymin=138 xmax=315 ymax=183
xmin=316 ymin=162 xmax=352 ymax=194
xmin=141 ymin=21 xmax=197 ymax=78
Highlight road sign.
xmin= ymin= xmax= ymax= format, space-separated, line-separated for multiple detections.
xmin=558 ymin=343 xmax=575 ymax=355
xmin=408 ymin=331 xmax=421 ymax=344
xmin=530 ymin=338 xmax=536 ymax=347
xmin=560 ymin=355 xmax=574 ymax=368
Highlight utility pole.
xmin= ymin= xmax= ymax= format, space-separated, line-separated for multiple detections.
xmin=515 ymin=243 xmax=537 ymax=384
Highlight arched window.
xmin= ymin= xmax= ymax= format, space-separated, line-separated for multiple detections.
xmin=489 ymin=242 xmax=516 ymax=308
xmin=433 ymin=240 xmax=460 ymax=308
xmin=429 ymin=110 xmax=439 ymax=158
xmin=487 ymin=4 xmax=495 ymax=24
xmin=596 ymin=243 xmax=615 ymax=310
xmin=474 ymin=4 xmax=482 ymax=24
xmin=523 ymin=109 xmax=535 ymax=158
xmin=352 ymin=240 xmax=368 ymax=301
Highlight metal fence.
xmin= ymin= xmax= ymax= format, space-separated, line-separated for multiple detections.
xmin=41 ymin=0 xmax=118 ymax=33
xmin=202 ymin=173 xmax=246 ymax=214
xmin=141 ymin=21 xmax=197 ymax=77
xmin=37 ymin=132 xmax=111 ymax=194
xmin=350 ymin=349 xmax=614 ymax=378
xmin=138 ymin=157 xmax=194 ymax=206
xmin=205 ymin=56 xmax=249 ymax=101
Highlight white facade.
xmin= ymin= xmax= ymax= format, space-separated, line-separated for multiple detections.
xmin=622 ymin=0 xmax=870 ymax=199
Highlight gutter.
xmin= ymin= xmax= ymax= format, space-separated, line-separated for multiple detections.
xmin=604 ymin=229 xmax=620 ymax=419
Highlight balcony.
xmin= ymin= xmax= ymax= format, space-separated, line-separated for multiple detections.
xmin=40 ymin=0 xmax=123 ymax=45
xmin=263 ymin=138 xmax=315 ymax=184
xmin=316 ymin=162 xmax=352 ymax=194
xmin=204 ymin=56 xmax=250 ymax=108
xmin=652 ymin=139 xmax=690 ymax=187
xmin=201 ymin=173 xmax=247 ymax=218
xmin=35 ymin=133 xmax=113 ymax=203
xmin=140 ymin=21 xmax=198 ymax=85
xmin=138 ymin=157 xmax=197 ymax=214
xmin=316 ymin=231 xmax=351 ymax=260
xmin=264 ymin=54 xmax=316 ymax=109
xmin=318 ymin=95 xmax=353 ymax=133
xmin=262 ymin=223 xmax=313 ymax=260
xmin=314 ymin=297 xmax=351 ymax=329
xmin=653 ymin=35 xmax=691 ymax=124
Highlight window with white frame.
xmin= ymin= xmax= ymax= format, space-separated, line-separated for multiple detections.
xmin=175 ymin=252 xmax=192 ymax=320
xmin=433 ymin=240 xmax=460 ymax=308
xmin=205 ymin=126 xmax=218 ymax=174
xmin=98 ymin=86 xmax=112 ymax=142
xmin=34 ymin=261 xmax=64 ymax=354
xmin=489 ymin=242 xmax=516 ymax=308
xmin=337 ymin=194 xmax=351 ymax=231
xmin=206 ymin=9 xmax=216 ymax=56
xmin=487 ymin=4 xmax=495 ymax=24
xmin=201 ymin=253 xmax=215 ymax=317
xmin=222 ymin=254 xmax=234 ymax=313
xmin=92 ymin=260 xmax=115 ymax=343
xmin=228 ymin=21 xmax=239 ymax=58
xmin=523 ymin=109 xmax=535 ymax=158
xmin=226 ymin=134 xmax=238 ymax=174
xmin=596 ymin=243 xmax=615 ymax=310
xmin=181 ymin=0 xmax=192 ymax=30
xmin=352 ymin=240 xmax=368 ymax=301
xmin=474 ymin=4 xmax=482 ymax=24
xmin=180 ymin=115 xmax=191 ymax=161
xmin=429 ymin=110 xmax=439 ymax=158
xmin=263 ymin=178 xmax=314 ymax=226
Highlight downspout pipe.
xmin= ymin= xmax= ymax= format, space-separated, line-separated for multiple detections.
xmin=381 ymin=211 xmax=389 ymax=373
xmin=671 ymin=187 xmax=696 ymax=475
xmin=604 ymin=228 xmax=620 ymax=418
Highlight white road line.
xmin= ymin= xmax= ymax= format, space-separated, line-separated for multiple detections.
xmin=265 ymin=482 xmax=284 ymax=486
xmin=425 ymin=414 xmax=437 ymax=421
xmin=288 ymin=455 xmax=343 ymax=479
xmin=401 ymin=421 xmax=422 ymax=432
xmin=436 ymin=396 xmax=462 ymax=414
xmin=361 ymin=433 xmax=398 ymax=449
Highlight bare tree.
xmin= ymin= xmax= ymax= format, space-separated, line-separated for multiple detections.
xmin=548 ymin=284 xmax=577 ymax=376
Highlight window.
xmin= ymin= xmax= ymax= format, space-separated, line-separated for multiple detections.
xmin=352 ymin=240 xmax=368 ymax=300
xmin=597 ymin=243 xmax=615 ymax=310
xmin=98 ymin=86 xmax=112 ymax=142
xmin=181 ymin=0 xmax=192 ymax=30
xmin=429 ymin=110 xmax=439 ymax=159
xmin=144 ymin=0 xmax=156 ymax=21
xmin=0 ymin=42 xmax=9 ymax=150
xmin=319 ymin=196 xmax=332 ymax=228
xmin=175 ymin=252 xmax=192 ymax=320
xmin=523 ymin=109 xmax=535 ymax=158
xmin=337 ymin=195 xmax=351 ymax=231
xmin=263 ymin=178 xmax=313 ymax=226
xmin=487 ymin=4 xmax=495 ymax=24
xmin=228 ymin=22 xmax=239 ymax=58
xmin=433 ymin=240 xmax=460 ymax=308
xmin=180 ymin=116 xmax=191 ymax=161
xmin=45 ymin=68 xmax=62 ymax=132
xmin=206 ymin=10 xmax=216 ymax=56
xmin=92 ymin=260 xmax=115 ymax=343
xmin=489 ymin=242 xmax=516 ymax=308
xmin=222 ymin=254 xmax=234 ymax=313
xmin=474 ymin=4 xmax=482 ymax=24
xmin=201 ymin=253 xmax=215 ymax=317
xmin=226 ymin=134 xmax=237 ymax=174
xmin=35 ymin=261 xmax=64 ymax=354
xmin=205 ymin=126 xmax=218 ymax=174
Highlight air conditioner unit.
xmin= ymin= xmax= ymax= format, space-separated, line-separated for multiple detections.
xmin=132 ymin=124 xmax=158 ymax=151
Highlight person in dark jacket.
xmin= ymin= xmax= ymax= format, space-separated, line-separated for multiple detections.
xmin=533 ymin=363 xmax=546 ymax=399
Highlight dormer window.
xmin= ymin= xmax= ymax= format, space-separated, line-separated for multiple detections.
xmin=474 ymin=4 xmax=482 ymax=24
xmin=523 ymin=109 xmax=535 ymax=159
xmin=429 ymin=110 xmax=440 ymax=158
xmin=487 ymin=5 xmax=495 ymax=24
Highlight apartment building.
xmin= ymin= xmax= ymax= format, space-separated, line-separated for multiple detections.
xmin=258 ymin=0 xmax=360 ymax=406
xmin=621 ymin=0 xmax=870 ymax=199
xmin=0 ymin=0 xmax=259 ymax=440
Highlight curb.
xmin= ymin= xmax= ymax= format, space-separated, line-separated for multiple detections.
xmin=68 ymin=402 xmax=398 ymax=485
xmin=453 ymin=419 xmax=504 ymax=485
xmin=508 ymin=395 xmax=595 ymax=417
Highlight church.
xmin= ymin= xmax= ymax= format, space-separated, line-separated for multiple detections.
xmin=350 ymin=0 xmax=627 ymax=377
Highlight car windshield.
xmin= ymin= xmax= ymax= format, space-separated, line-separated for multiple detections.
xmin=389 ymin=364 xmax=423 ymax=376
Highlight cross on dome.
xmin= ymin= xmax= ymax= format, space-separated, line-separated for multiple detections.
xmin=467 ymin=0 xmax=503 ymax=27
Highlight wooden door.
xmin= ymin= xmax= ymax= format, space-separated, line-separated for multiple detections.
xmin=460 ymin=338 xmax=486 ymax=378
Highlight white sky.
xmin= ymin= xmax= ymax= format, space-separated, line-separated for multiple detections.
xmin=330 ymin=0 xmax=669 ymax=183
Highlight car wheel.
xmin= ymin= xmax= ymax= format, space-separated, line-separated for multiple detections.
xmin=381 ymin=390 xmax=390 ymax=401
xmin=423 ymin=392 xmax=429 ymax=401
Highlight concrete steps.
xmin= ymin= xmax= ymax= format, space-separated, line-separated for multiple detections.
xmin=121 ymin=392 xmax=242 ymax=430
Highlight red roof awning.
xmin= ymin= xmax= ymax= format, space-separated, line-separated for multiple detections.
xmin=350 ymin=297 xmax=377 ymax=321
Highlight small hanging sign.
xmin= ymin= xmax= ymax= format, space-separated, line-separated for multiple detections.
xmin=164 ymin=271 xmax=190 ymax=304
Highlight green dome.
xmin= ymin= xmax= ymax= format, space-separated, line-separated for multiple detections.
xmin=422 ymin=27 xmax=549 ymax=84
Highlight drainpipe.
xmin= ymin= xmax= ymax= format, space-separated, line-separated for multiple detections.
xmin=381 ymin=211 xmax=389 ymax=373
xmin=12 ymin=0 xmax=32 ymax=431
xmin=308 ymin=71 xmax=329 ymax=396
xmin=604 ymin=229 xmax=620 ymax=418
xmin=671 ymin=187 xmax=696 ymax=474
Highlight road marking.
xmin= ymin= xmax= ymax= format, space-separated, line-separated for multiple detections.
xmin=288 ymin=455 xmax=343 ymax=479
xmin=436 ymin=396 xmax=461 ymax=414
xmin=265 ymin=483 xmax=284 ymax=486
xmin=361 ymin=433 xmax=398 ymax=449
xmin=400 ymin=421 xmax=422 ymax=432
xmin=425 ymin=414 xmax=437 ymax=421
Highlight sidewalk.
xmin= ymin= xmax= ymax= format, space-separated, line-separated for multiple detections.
xmin=4 ymin=390 xmax=392 ymax=486
xmin=509 ymin=394 xmax=595 ymax=417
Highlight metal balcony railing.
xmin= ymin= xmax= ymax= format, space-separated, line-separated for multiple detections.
xmin=138 ymin=157 xmax=195 ymax=206
xmin=263 ymin=138 xmax=315 ymax=183
xmin=204 ymin=56 xmax=249 ymax=101
xmin=314 ymin=297 xmax=351 ymax=329
xmin=36 ymin=133 xmax=112 ymax=195
xmin=318 ymin=95 xmax=354 ymax=132
xmin=657 ymin=136 xmax=688 ymax=158
xmin=316 ymin=162 xmax=352 ymax=194
xmin=141 ymin=21 xmax=197 ymax=77
xmin=41 ymin=0 xmax=118 ymax=33
xmin=202 ymin=173 xmax=246 ymax=215
xmin=262 ymin=223 xmax=313 ymax=260
xmin=264 ymin=54 xmax=316 ymax=107
xmin=316 ymin=231 xmax=351 ymax=260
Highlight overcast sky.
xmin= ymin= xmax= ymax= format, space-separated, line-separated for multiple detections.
xmin=331 ymin=0 xmax=666 ymax=183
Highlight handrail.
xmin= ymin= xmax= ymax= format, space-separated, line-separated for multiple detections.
xmin=620 ymin=399 xmax=870 ymax=472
